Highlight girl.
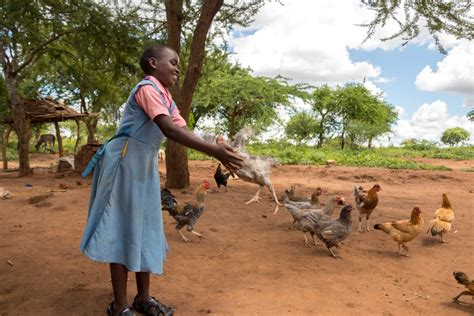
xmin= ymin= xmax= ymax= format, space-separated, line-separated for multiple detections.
xmin=80 ymin=44 xmax=242 ymax=316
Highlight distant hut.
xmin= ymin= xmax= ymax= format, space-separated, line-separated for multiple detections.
xmin=1 ymin=97 xmax=97 ymax=171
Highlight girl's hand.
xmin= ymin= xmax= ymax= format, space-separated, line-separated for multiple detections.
xmin=213 ymin=143 xmax=243 ymax=172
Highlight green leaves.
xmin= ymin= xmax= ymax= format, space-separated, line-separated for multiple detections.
xmin=441 ymin=127 xmax=470 ymax=146
xmin=192 ymin=56 xmax=297 ymax=137
xmin=360 ymin=0 xmax=474 ymax=54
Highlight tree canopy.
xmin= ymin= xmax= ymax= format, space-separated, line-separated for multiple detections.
xmin=361 ymin=0 xmax=474 ymax=53
xmin=441 ymin=127 xmax=470 ymax=146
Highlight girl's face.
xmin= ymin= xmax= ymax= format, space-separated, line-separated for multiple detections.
xmin=149 ymin=48 xmax=180 ymax=87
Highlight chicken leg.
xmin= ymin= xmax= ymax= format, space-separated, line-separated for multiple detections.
xmin=398 ymin=244 xmax=409 ymax=257
xmin=328 ymin=247 xmax=341 ymax=259
xmin=453 ymin=290 xmax=473 ymax=303
xmin=267 ymin=184 xmax=282 ymax=214
xmin=190 ymin=230 xmax=205 ymax=239
xmin=178 ymin=230 xmax=190 ymax=242
xmin=245 ymin=186 xmax=264 ymax=204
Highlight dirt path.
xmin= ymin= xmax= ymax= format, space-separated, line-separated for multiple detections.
xmin=0 ymin=156 xmax=473 ymax=315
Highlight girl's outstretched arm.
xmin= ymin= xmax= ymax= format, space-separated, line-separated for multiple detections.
xmin=154 ymin=114 xmax=243 ymax=171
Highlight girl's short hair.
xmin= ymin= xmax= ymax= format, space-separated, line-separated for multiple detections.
xmin=139 ymin=44 xmax=175 ymax=74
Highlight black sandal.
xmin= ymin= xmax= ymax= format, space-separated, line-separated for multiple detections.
xmin=107 ymin=302 xmax=136 ymax=316
xmin=132 ymin=295 xmax=174 ymax=316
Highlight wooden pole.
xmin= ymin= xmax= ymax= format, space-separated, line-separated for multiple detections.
xmin=54 ymin=121 xmax=63 ymax=157
xmin=74 ymin=119 xmax=81 ymax=154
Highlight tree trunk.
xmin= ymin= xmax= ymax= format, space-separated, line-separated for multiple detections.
xmin=164 ymin=0 xmax=224 ymax=189
xmin=368 ymin=138 xmax=373 ymax=148
xmin=6 ymin=77 xmax=31 ymax=176
xmin=54 ymin=121 xmax=63 ymax=157
xmin=85 ymin=117 xmax=98 ymax=144
xmin=340 ymin=125 xmax=346 ymax=149
xmin=2 ymin=125 xmax=13 ymax=170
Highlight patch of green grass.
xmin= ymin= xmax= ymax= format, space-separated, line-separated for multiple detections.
xmin=189 ymin=142 xmax=456 ymax=171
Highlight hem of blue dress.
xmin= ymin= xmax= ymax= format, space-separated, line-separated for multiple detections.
xmin=81 ymin=248 xmax=168 ymax=275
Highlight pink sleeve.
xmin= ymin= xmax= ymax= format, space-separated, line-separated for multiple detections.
xmin=135 ymin=85 xmax=187 ymax=127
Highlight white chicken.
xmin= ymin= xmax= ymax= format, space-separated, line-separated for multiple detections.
xmin=231 ymin=128 xmax=282 ymax=214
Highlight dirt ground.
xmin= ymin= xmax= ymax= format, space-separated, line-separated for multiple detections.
xmin=1 ymin=154 xmax=473 ymax=316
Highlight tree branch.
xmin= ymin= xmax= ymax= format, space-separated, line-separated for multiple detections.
xmin=13 ymin=29 xmax=78 ymax=76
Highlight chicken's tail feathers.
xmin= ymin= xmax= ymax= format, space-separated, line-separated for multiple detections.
xmin=353 ymin=186 xmax=362 ymax=206
xmin=427 ymin=219 xmax=451 ymax=236
xmin=161 ymin=188 xmax=177 ymax=211
xmin=453 ymin=271 xmax=471 ymax=286
xmin=373 ymin=223 xmax=391 ymax=233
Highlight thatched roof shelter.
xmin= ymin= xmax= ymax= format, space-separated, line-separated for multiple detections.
xmin=1 ymin=97 xmax=98 ymax=171
xmin=2 ymin=97 xmax=97 ymax=124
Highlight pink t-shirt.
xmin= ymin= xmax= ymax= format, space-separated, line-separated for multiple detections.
xmin=134 ymin=76 xmax=187 ymax=127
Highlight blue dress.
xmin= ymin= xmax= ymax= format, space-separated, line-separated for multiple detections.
xmin=80 ymin=79 xmax=174 ymax=274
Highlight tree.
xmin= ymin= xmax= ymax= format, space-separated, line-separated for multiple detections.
xmin=193 ymin=61 xmax=296 ymax=138
xmin=146 ymin=0 xmax=264 ymax=188
xmin=345 ymin=101 xmax=398 ymax=148
xmin=361 ymin=0 xmax=474 ymax=54
xmin=468 ymin=109 xmax=474 ymax=121
xmin=309 ymin=85 xmax=339 ymax=148
xmin=0 ymin=0 xmax=121 ymax=176
xmin=36 ymin=8 xmax=143 ymax=143
xmin=285 ymin=112 xmax=319 ymax=145
xmin=441 ymin=127 xmax=470 ymax=146
xmin=336 ymin=83 xmax=385 ymax=149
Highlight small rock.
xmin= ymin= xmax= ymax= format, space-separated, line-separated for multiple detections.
xmin=0 ymin=187 xmax=12 ymax=199
xmin=24 ymin=183 xmax=33 ymax=188
xmin=262 ymin=215 xmax=267 ymax=218
xmin=57 ymin=157 xmax=74 ymax=173
xmin=54 ymin=173 xmax=65 ymax=179
xmin=76 ymin=181 xmax=82 ymax=186
xmin=59 ymin=183 xmax=69 ymax=189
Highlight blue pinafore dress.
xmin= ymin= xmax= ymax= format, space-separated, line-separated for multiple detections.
xmin=80 ymin=79 xmax=174 ymax=274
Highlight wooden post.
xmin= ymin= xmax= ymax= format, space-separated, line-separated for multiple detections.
xmin=2 ymin=125 xmax=13 ymax=170
xmin=54 ymin=121 xmax=63 ymax=157
xmin=74 ymin=119 xmax=81 ymax=154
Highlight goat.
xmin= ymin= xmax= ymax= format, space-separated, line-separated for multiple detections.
xmin=35 ymin=134 xmax=55 ymax=152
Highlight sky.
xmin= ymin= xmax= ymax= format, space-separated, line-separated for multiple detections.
xmin=224 ymin=0 xmax=474 ymax=145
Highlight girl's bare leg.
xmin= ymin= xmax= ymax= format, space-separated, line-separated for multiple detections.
xmin=136 ymin=272 xmax=150 ymax=302
xmin=109 ymin=263 xmax=129 ymax=310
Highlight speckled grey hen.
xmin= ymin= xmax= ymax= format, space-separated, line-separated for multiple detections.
xmin=161 ymin=181 xmax=210 ymax=242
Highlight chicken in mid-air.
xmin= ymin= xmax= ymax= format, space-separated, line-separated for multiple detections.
xmin=452 ymin=271 xmax=474 ymax=303
xmin=160 ymin=181 xmax=210 ymax=242
xmin=374 ymin=206 xmax=424 ymax=257
xmin=230 ymin=128 xmax=281 ymax=214
xmin=214 ymin=163 xmax=231 ymax=192
xmin=427 ymin=193 xmax=454 ymax=243
xmin=353 ymin=184 xmax=381 ymax=232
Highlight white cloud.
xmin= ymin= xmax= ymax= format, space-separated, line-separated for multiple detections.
xmin=390 ymin=100 xmax=474 ymax=145
xmin=230 ymin=0 xmax=388 ymax=85
xmin=415 ymin=40 xmax=474 ymax=106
